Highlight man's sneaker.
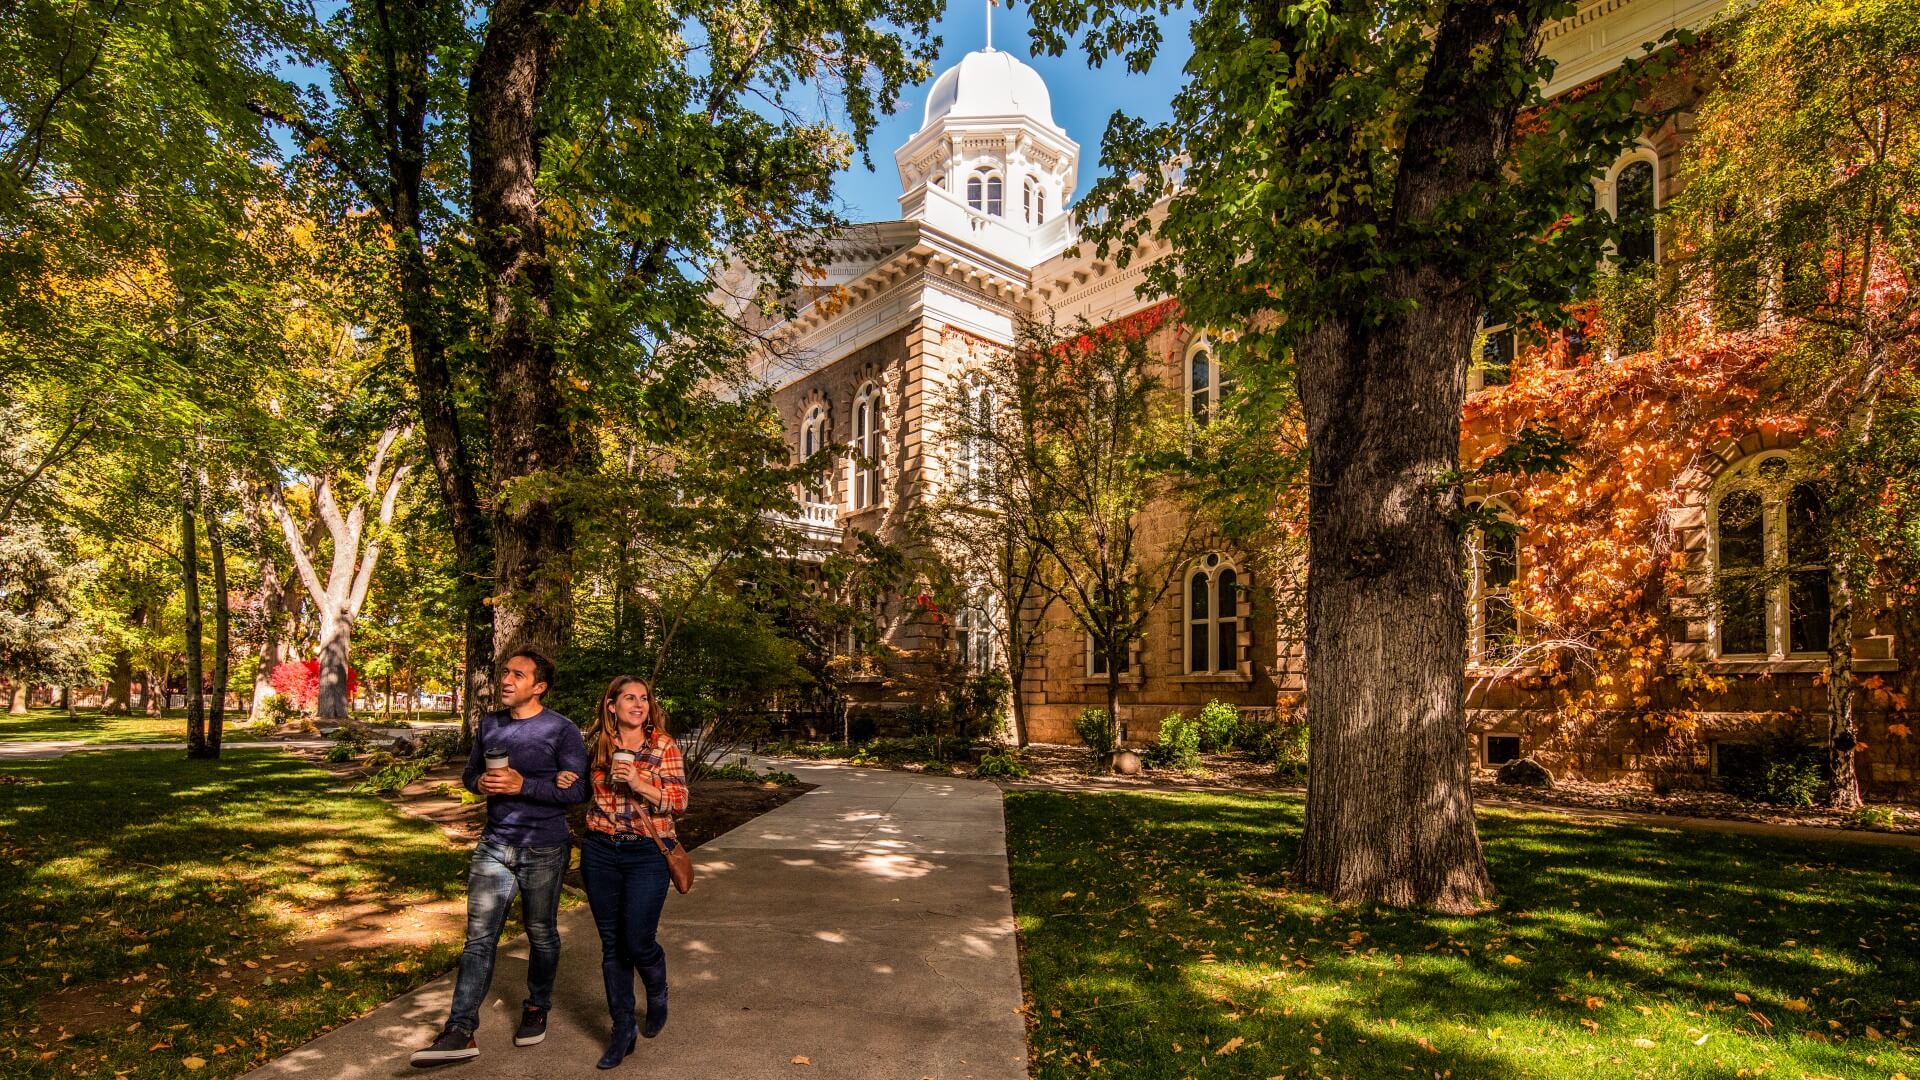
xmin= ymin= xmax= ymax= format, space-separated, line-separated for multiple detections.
xmin=514 ymin=1004 xmax=549 ymax=1047
xmin=410 ymin=1026 xmax=478 ymax=1066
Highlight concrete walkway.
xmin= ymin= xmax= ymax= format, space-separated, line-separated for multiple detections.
xmin=242 ymin=757 xmax=1029 ymax=1080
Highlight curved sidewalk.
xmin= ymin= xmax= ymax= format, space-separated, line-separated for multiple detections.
xmin=242 ymin=758 xmax=1028 ymax=1080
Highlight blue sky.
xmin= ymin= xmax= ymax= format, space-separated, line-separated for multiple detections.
xmin=830 ymin=3 xmax=1195 ymax=223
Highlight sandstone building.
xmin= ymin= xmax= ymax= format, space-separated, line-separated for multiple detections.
xmin=745 ymin=0 xmax=1920 ymax=800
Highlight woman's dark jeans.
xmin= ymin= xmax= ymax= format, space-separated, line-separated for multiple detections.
xmin=580 ymin=832 xmax=673 ymax=1031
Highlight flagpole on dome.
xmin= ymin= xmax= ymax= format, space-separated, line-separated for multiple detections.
xmin=986 ymin=0 xmax=993 ymax=51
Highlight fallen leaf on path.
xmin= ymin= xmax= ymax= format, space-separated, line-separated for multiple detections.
xmin=790 ymin=1056 xmax=811 ymax=1066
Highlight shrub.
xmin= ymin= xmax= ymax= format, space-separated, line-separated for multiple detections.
xmin=263 ymin=694 xmax=301 ymax=724
xmin=972 ymin=751 xmax=1030 ymax=780
xmin=323 ymin=743 xmax=354 ymax=764
xmin=245 ymin=718 xmax=278 ymax=736
xmin=411 ymin=729 xmax=463 ymax=763
xmin=699 ymin=762 xmax=803 ymax=786
xmin=1717 ymin=730 xmax=1827 ymax=807
xmin=1196 ymin=700 xmax=1240 ymax=753
xmin=1269 ymin=722 xmax=1310 ymax=784
xmin=1143 ymin=712 xmax=1202 ymax=772
xmin=269 ymin=660 xmax=359 ymax=713
xmin=1073 ymin=708 xmax=1118 ymax=757
xmin=849 ymin=736 xmax=950 ymax=765
xmin=1847 ymin=805 xmax=1900 ymax=831
xmin=435 ymin=782 xmax=485 ymax=805
xmin=357 ymin=757 xmax=431 ymax=794
xmin=765 ymin=739 xmax=846 ymax=759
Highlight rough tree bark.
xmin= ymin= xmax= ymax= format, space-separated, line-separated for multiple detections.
xmin=469 ymin=0 xmax=587 ymax=666
xmin=105 ymin=617 xmax=134 ymax=714
xmin=181 ymin=464 xmax=210 ymax=759
xmin=244 ymin=491 xmax=306 ymax=718
xmin=267 ymin=426 xmax=413 ymax=723
xmin=1292 ymin=3 xmax=1541 ymax=913
xmin=6 ymin=683 xmax=26 ymax=715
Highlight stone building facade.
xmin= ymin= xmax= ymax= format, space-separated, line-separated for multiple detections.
xmin=746 ymin=0 xmax=1920 ymax=799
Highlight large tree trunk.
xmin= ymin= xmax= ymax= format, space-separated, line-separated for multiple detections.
xmin=105 ymin=637 xmax=133 ymax=714
xmin=470 ymin=0 xmax=585 ymax=665
xmin=207 ymin=506 xmax=230 ymax=757
xmin=7 ymin=683 xmax=26 ymax=715
xmin=245 ymin=492 xmax=306 ymax=719
xmin=315 ymin=611 xmax=354 ymax=721
xmin=181 ymin=474 xmax=210 ymax=759
xmin=1291 ymin=3 xmax=1537 ymax=913
xmin=1826 ymin=559 xmax=1862 ymax=808
xmin=143 ymin=666 xmax=163 ymax=715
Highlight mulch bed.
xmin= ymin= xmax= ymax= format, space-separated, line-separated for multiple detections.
xmin=779 ymin=741 xmax=1920 ymax=837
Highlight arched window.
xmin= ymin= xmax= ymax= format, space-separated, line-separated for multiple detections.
xmin=851 ymin=384 xmax=883 ymax=510
xmin=1022 ymin=176 xmax=1047 ymax=225
xmin=800 ymin=406 xmax=827 ymax=498
xmin=1712 ymin=452 xmax=1828 ymax=659
xmin=954 ymin=591 xmax=996 ymax=670
xmin=955 ymin=373 xmax=993 ymax=494
xmin=1187 ymin=337 xmax=1234 ymax=426
xmin=1611 ymin=158 xmax=1657 ymax=268
xmin=1186 ymin=553 xmax=1243 ymax=675
xmin=1465 ymin=501 xmax=1521 ymax=662
xmin=967 ymin=171 xmax=1003 ymax=216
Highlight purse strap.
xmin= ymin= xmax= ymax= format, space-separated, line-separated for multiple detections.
xmin=632 ymin=789 xmax=674 ymax=857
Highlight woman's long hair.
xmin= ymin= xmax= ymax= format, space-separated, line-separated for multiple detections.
xmin=589 ymin=674 xmax=668 ymax=776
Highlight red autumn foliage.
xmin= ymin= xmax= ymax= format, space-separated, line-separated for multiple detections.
xmin=268 ymin=660 xmax=360 ymax=711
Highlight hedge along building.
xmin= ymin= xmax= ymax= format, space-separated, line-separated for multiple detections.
xmin=742 ymin=0 xmax=1920 ymax=799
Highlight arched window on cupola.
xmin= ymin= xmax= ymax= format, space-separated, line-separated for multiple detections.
xmin=851 ymin=383 xmax=884 ymax=510
xmin=800 ymin=405 xmax=827 ymax=498
xmin=1023 ymin=176 xmax=1046 ymax=225
xmin=967 ymin=170 xmax=1004 ymax=217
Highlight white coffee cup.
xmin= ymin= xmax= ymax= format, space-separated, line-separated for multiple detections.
xmin=485 ymin=749 xmax=510 ymax=771
xmin=612 ymin=750 xmax=636 ymax=767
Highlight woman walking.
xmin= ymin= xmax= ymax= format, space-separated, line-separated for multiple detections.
xmin=581 ymin=675 xmax=689 ymax=1068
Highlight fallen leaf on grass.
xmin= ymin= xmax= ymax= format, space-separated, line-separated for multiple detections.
xmin=1216 ymin=1036 xmax=1245 ymax=1056
xmin=1783 ymin=999 xmax=1810 ymax=1013
xmin=1734 ymin=992 xmax=1751 ymax=1004
xmin=1501 ymin=954 xmax=1523 ymax=965
xmin=182 ymin=1058 xmax=207 ymax=1071
xmin=1631 ymin=1038 xmax=1656 ymax=1048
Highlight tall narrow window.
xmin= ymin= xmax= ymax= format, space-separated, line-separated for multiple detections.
xmin=852 ymin=384 xmax=882 ymax=510
xmin=1188 ymin=338 xmax=1232 ymax=426
xmin=1023 ymin=177 xmax=1035 ymax=223
xmin=801 ymin=406 xmax=827 ymax=498
xmin=1613 ymin=159 xmax=1656 ymax=268
xmin=1475 ymin=307 xmax=1514 ymax=389
xmin=986 ymin=175 xmax=1003 ymax=217
xmin=1467 ymin=504 xmax=1521 ymax=663
xmin=966 ymin=174 xmax=983 ymax=211
xmin=1035 ymin=187 xmax=1046 ymax=225
xmin=955 ymin=592 xmax=996 ymax=670
xmin=1186 ymin=554 xmax=1244 ymax=674
xmin=1712 ymin=452 xmax=1829 ymax=659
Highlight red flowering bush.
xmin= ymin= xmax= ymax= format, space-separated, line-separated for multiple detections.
xmin=268 ymin=660 xmax=360 ymax=711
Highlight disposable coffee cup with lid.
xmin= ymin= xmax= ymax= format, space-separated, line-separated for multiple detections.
xmin=612 ymin=750 xmax=637 ymax=766
xmin=484 ymin=749 xmax=511 ymax=771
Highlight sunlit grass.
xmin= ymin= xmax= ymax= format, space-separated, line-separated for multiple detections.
xmin=1007 ymin=790 xmax=1920 ymax=1078
xmin=0 ymin=707 xmax=276 ymax=745
xmin=0 ymin=749 xmax=470 ymax=1079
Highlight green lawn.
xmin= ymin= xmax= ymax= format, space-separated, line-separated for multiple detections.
xmin=1007 ymin=790 xmax=1920 ymax=1079
xmin=0 ymin=707 xmax=458 ymax=745
xmin=0 ymin=749 xmax=470 ymax=1079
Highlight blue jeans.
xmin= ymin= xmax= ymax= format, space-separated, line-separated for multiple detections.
xmin=580 ymin=833 xmax=673 ymax=1029
xmin=446 ymin=839 xmax=568 ymax=1034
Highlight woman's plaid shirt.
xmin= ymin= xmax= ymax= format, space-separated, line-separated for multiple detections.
xmin=586 ymin=730 xmax=689 ymax=840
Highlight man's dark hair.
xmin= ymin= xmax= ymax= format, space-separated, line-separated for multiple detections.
xmin=507 ymin=649 xmax=556 ymax=696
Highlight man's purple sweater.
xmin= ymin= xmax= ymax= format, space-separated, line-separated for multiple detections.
xmin=462 ymin=707 xmax=590 ymax=847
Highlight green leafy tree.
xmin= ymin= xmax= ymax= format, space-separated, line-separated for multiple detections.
xmin=1664 ymin=0 xmax=1920 ymax=809
xmin=0 ymin=522 xmax=99 ymax=713
xmin=1023 ymin=0 xmax=1682 ymax=907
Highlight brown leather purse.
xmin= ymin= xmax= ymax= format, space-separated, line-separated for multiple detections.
xmin=637 ymin=805 xmax=693 ymax=894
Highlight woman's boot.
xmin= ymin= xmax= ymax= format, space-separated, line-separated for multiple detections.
xmin=639 ymin=954 xmax=669 ymax=1038
xmin=597 ymin=1021 xmax=638 ymax=1070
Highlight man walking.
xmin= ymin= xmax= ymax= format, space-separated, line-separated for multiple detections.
xmin=413 ymin=650 xmax=588 ymax=1066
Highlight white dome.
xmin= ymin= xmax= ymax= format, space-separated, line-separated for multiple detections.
xmin=922 ymin=49 xmax=1058 ymax=130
